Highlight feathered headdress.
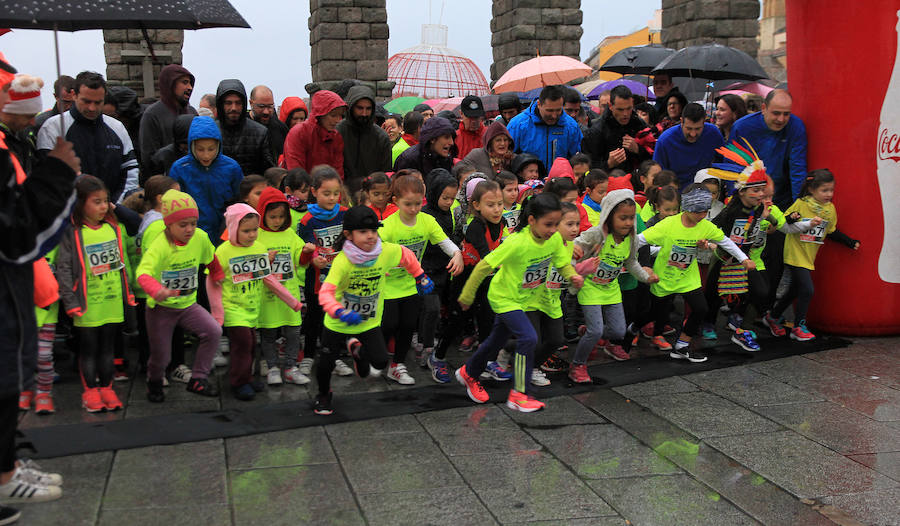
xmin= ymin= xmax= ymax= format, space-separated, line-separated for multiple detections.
xmin=708 ymin=138 xmax=768 ymax=190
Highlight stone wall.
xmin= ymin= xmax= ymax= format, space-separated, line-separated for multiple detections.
xmin=102 ymin=29 xmax=184 ymax=99
xmin=490 ymin=0 xmax=583 ymax=83
xmin=307 ymin=0 xmax=394 ymax=98
xmin=661 ymin=0 xmax=760 ymax=58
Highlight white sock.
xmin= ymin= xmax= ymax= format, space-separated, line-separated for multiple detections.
xmin=674 ymin=339 xmax=690 ymax=350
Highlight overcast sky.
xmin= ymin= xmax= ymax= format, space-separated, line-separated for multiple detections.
xmin=1 ymin=0 xmax=660 ymax=108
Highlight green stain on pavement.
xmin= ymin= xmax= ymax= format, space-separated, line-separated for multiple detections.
xmin=751 ymin=474 xmax=767 ymax=486
xmin=582 ymin=456 xmax=621 ymax=476
xmin=707 ymin=491 xmax=721 ymax=502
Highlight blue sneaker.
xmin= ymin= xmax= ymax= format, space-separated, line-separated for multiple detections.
xmin=233 ymin=383 xmax=255 ymax=401
xmin=480 ymin=360 xmax=512 ymax=381
xmin=727 ymin=314 xmax=744 ymax=332
xmin=701 ymin=324 xmax=718 ymax=340
xmin=427 ymin=354 xmax=451 ymax=384
xmin=731 ymin=328 xmax=760 ymax=352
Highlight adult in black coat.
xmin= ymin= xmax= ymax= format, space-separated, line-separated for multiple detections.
xmin=582 ymin=85 xmax=653 ymax=174
xmin=393 ymin=116 xmax=456 ymax=176
xmin=214 ymin=79 xmax=274 ymax=176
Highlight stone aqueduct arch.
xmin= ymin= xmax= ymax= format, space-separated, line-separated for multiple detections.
xmin=102 ymin=1 xmax=760 ymax=100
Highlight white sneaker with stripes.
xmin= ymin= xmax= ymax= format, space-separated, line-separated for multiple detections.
xmin=0 ymin=468 xmax=62 ymax=502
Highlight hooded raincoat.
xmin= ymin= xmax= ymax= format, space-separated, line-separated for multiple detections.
xmin=283 ymin=90 xmax=346 ymax=176
xmin=215 ymin=79 xmax=274 ymax=176
xmin=337 ymin=86 xmax=392 ymax=192
xmin=138 ymin=64 xmax=197 ymax=170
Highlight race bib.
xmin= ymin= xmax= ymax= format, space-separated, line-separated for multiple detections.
xmin=730 ymin=219 xmax=760 ymax=246
xmin=667 ymin=245 xmax=696 ymax=270
xmin=85 ymin=239 xmax=123 ymax=276
xmin=161 ymin=268 xmax=198 ymax=292
xmin=502 ymin=209 xmax=521 ymax=232
xmin=229 ymin=254 xmax=271 ymax=284
xmin=314 ymin=224 xmax=343 ymax=260
xmin=546 ymin=266 xmax=567 ymax=289
xmin=592 ymin=261 xmax=622 ymax=285
xmin=342 ymin=292 xmax=378 ymax=320
xmin=270 ymin=252 xmax=294 ymax=281
xmin=800 ymin=220 xmax=827 ymax=244
xmin=522 ymin=257 xmax=551 ymax=289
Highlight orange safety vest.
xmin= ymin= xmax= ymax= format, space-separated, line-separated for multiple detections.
xmin=0 ymin=130 xmax=26 ymax=184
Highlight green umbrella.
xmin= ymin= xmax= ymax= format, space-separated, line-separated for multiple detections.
xmin=383 ymin=96 xmax=425 ymax=115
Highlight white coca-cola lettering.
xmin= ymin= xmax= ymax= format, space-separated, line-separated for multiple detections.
xmin=878 ymin=127 xmax=900 ymax=162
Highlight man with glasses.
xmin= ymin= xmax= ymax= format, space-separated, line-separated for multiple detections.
xmin=249 ymin=85 xmax=289 ymax=160
xmin=138 ymin=64 xmax=197 ymax=172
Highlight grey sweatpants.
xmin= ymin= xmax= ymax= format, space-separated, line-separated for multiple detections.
xmin=260 ymin=326 xmax=301 ymax=369
xmin=572 ymin=303 xmax=626 ymax=365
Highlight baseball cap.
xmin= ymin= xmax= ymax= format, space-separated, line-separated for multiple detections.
xmin=460 ymin=95 xmax=485 ymax=118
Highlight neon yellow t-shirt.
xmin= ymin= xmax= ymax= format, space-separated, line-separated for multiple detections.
xmin=323 ymin=242 xmax=403 ymax=335
xmin=640 ymin=202 xmax=655 ymax=222
xmin=748 ymin=205 xmax=786 ymax=271
xmin=578 ymin=234 xmax=631 ymax=306
xmin=642 ymin=213 xmax=726 ymax=297
xmin=137 ymin=229 xmax=214 ymax=309
xmin=257 ymin=228 xmax=305 ymax=328
xmin=77 ymin=223 xmax=125 ymax=327
xmin=213 ymin=240 xmax=272 ymax=327
xmin=783 ymin=197 xmax=836 ymax=270
xmin=482 ymin=227 xmax=571 ymax=315
xmin=378 ymin=212 xmax=447 ymax=300
xmin=525 ymin=240 xmax=575 ymax=318
xmin=584 ymin=204 xmax=601 ymax=228
xmin=289 ymin=209 xmax=310 ymax=285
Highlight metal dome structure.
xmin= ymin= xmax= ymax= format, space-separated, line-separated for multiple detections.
xmin=388 ymin=24 xmax=489 ymax=99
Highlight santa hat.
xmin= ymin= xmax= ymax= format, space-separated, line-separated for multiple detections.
xmin=4 ymin=74 xmax=43 ymax=116
xmin=707 ymin=139 xmax=768 ymax=190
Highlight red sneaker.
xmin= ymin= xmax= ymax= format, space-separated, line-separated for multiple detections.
xmin=34 ymin=392 xmax=56 ymax=415
xmin=82 ymin=388 xmax=105 ymax=413
xmin=18 ymin=390 xmax=33 ymax=411
xmin=99 ymin=385 xmax=123 ymax=411
xmin=652 ymin=335 xmax=673 ymax=351
xmin=455 ymin=365 xmax=488 ymax=403
xmin=604 ymin=344 xmax=630 ymax=361
xmin=568 ymin=363 xmax=591 ymax=384
xmin=640 ymin=323 xmax=654 ymax=339
xmin=506 ymin=389 xmax=545 ymax=412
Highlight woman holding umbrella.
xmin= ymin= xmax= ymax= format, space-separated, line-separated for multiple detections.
xmin=714 ymin=94 xmax=747 ymax=142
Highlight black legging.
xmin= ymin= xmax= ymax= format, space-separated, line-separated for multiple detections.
xmin=771 ymin=264 xmax=814 ymax=323
xmin=303 ymin=270 xmax=325 ymax=357
xmin=318 ymin=327 xmax=388 ymax=396
xmin=762 ymin=230 xmax=786 ymax=309
xmin=652 ymin=288 xmax=707 ymax=338
xmin=78 ymin=323 xmax=120 ymax=387
xmin=382 ymin=294 xmax=422 ymax=364
xmin=436 ymin=270 xmax=494 ymax=360
xmin=0 ymin=395 xmax=17 ymax=473
xmin=526 ymin=310 xmax=564 ymax=366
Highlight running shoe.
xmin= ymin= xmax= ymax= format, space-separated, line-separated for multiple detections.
xmin=481 ymin=361 xmax=512 ymax=381
xmin=170 ymin=364 xmax=192 ymax=384
xmin=0 ymin=469 xmax=62 ymax=502
xmin=233 ymin=384 xmax=255 ymax=401
xmin=99 ymin=385 xmax=123 ymax=411
xmin=540 ymin=352 xmax=569 ymax=373
xmin=669 ymin=347 xmax=708 ymax=363
xmin=568 ymin=364 xmax=591 ymax=384
xmin=731 ymin=328 xmax=760 ymax=352
xmin=297 ymin=357 xmax=314 ymax=376
xmin=459 ymin=335 xmax=477 ymax=352
xmin=16 ymin=459 xmax=62 ymax=486
xmin=604 ymin=344 xmax=630 ymax=361
xmin=82 ymin=388 xmax=105 ymax=413
xmin=727 ymin=314 xmax=744 ymax=332
xmin=313 ymin=392 xmax=333 ymax=415
xmin=386 ymin=363 xmax=415 ymax=385
xmin=186 ymin=377 xmax=219 ymax=397
xmin=266 ymin=368 xmax=283 ymax=386
xmin=427 ymin=354 xmax=451 ymax=384
xmin=455 ymin=365 xmax=489 ymax=403
xmin=33 ymin=393 xmax=55 ymax=415
xmin=333 ymin=359 xmax=354 ymax=376
xmin=791 ymin=322 xmax=816 ymax=341
xmin=701 ymin=324 xmax=718 ymax=340
xmin=506 ymin=389 xmax=545 ymax=412
xmin=763 ymin=313 xmax=787 ymax=337
xmin=17 ymin=391 xmax=32 ymax=412
xmin=283 ymin=366 xmax=311 ymax=385
xmin=530 ymin=368 xmax=551 ymax=386
xmin=652 ymin=335 xmax=673 ymax=351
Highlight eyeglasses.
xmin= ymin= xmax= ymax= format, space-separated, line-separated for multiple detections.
xmin=253 ymin=103 xmax=275 ymax=111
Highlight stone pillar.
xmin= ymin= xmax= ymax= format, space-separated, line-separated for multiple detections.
xmin=490 ymin=0 xmax=583 ymax=83
xmin=307 ymin=0 xmax=394 ymax=99
xmin=661 ymin=0 xmax=760 ymax=58
xmin=102 ymin=29 xmax=184 ymax=99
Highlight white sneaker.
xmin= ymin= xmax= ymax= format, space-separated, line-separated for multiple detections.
xmin=259 ymin=359 xmax=269 ymax=377
xmin=266 ymin=368 xmax=283 ymax=385
xmin=213 ymin=348 xmax=228 ymax=367
xmin=333 ymin=359 xmax=354 ymax=377
xmin=368 ymin=365 xmax=382 ymax=378
xmin=218 ymin=336 xmax=230 ymax=353
xmin=162 ymin=376 xmax=170 ymax=387
xmin=170 ymin=364 xmax=192 ymax=384
xmin=0 ymin=468 xmax=62 ymax=502
xmin=386 ymin=363 xmax=415 ymax=385
xmin=496 ymin=348 xmax=512 ymax=370
xmin=297 ymin=357 xmax=314 ymax=376
xmin=16 ymin=459 xmax=62 ymax=486
xmin=531 ymin=369 xmax=551 ymax=387
xmin=283 ymin=366 xmax=310 ymax=385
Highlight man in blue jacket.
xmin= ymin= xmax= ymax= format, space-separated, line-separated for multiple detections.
xmin=653 ymin=103 xmax=724 ymax=189
xmin=507 ymin=85 xmax=582 ymax=171
xmin=730 ymin=89 xmax=807 ymax=209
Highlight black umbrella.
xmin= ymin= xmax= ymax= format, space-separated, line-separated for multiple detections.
xmin=651 ymin=43 xmax=768 ymax=81
xmin=600 ymin=45 xmax=676 ymax=75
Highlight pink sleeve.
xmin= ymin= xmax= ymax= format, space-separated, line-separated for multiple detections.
xmin=262 ymin=275 xmax=302 ymax=311
xmin=398 ymin=246 xmax=424 ymax=278
xmin=318 ymin=282 xmax=343 ymax=318
xmin=138 ymin=274 xmax=164 ymax=299
xmin=205 ymin=274 xmax=225 ymax=325
xmin=574 ymin=258 xmax=598 ymax=276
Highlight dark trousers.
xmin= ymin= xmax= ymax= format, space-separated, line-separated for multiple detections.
xmin=437 ymin=270 xmax=494 ymax=359
xmin=77 ymin=323 xmax=120 ymax=388
xmin=466 ymin=310 xmax=537 ymax=395
xmin=526 ymin=311 xmax=564 ymax=367
xmin=226 ymin=326 xmax=255 ymax=387
xmin=318 ymin=328 xmax=388 ymax=396
xmin=772 ymin=265 xmax=814 ymax=323
xmin=652 ymin=288 xmax=707 ymax=338
xmin=762 ymin=230 xmax=786 ymax=309
xmin=0 ymin=395 xmax=17 ymax=473
xmin=382 ymin=295 xmax=422 ymax=364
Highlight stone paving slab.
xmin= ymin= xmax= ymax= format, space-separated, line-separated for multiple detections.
xmin=748 ymin=356 xmax=857 ymax=384
xmin=97 ymin=505 xmax=232 ymax=526
xmin=225 ymin=427 xmax=336 ymax=469
xmin=706 ymin=430 xmax=900 ymax=499
xmin=612 ymin=376 xmax=700 ymax=400
xmin=528 ymin=424 xmax=681 ymax=479
xmin=229 ymin=464 xmax=364 ymax=526
xmin=757 ymin=401 xmax=900 ymax=455
xmin=357 ymin=486 xmax=499 ymax=526
xmin=499 ymin=394 xmax=608 ymax=427
xmin=629 ymin=391 xmax=783 ymax=439
xmin=848 ymin=452 xmax=900 ymax=483
xmin=326 ymin=414 xmax=424 ymax=438
xmin=820 ymin=487 xmax=900 ymax=526
xmin=13 ymin=452 xmax=112 ymax=526
xmin=683 ymin=366 xmax=826 ymax=407
xmin=588 ymin=474 xmax=760 ymax=526
xmin=450 ymin=452 xmax=618 ymax=523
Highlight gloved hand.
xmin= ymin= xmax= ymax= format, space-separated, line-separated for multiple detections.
xmin=415 ymin=273 xmax=434 ymax=295
xmin=336 ymin=308 xmax=362 ymax=325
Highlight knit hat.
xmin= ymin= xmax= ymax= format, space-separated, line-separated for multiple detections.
xmin=4 ymin=74 xmax=43 ymax=115
xmin=0 ymin=52 xmax=16 ymax=87
xmin=160 ymin=189 xmax=199 ymax=226
xmin=708 ymin=139 xmax=768 ymax=190
xmin=607 ymin=174 xmax=633 ymax=192
xmin=466 ymin=175 xmax=487 ymax=201
xmin=681 ymin=186 xmax=713 ymax=213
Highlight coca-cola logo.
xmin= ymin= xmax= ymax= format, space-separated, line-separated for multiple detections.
xmin=879 ymin=127 xmax=900 ymax=162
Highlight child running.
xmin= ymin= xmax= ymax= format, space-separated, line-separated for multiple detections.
xmin=57 ymin=176 xmax=135 ymax=412
xmin=136 ymin=189 xmax=222 ymax=402
xmin=316 ymin=206 xmax=434 ymax=414
xmin=455 ymin=193 xmax=584 ymax=412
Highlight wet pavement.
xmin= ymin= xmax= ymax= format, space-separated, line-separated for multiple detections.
xmin=8 ymin=336 xmax=900 ymax=525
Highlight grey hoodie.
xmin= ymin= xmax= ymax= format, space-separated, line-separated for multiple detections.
xmin=574 ymin=188 xmax=650 ymax=285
